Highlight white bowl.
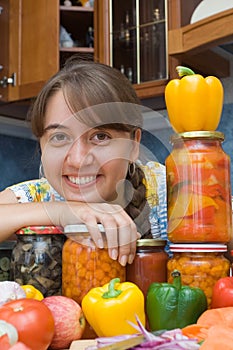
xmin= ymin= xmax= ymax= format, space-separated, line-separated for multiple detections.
xmin=190 ymin=0 xmax=233 ymax=24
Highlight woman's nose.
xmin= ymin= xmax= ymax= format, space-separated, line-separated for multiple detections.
xmin=66 ymin=138 xmax=94 ymax=167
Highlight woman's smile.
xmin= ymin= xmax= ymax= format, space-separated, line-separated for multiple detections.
xmin=67 ymin=175 xmax=97 ymax=186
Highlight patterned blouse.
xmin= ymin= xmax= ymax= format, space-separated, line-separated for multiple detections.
xmin=8 ymin=161 xmax=168 ymax=244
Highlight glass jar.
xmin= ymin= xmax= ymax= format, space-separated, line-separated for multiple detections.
xmin=167 ymin=244 xmax=231 ymax=307
xmin=10 ymin=226 xmax=65 ymax=297
xmin=126 ymin=239 xmax=168 ymax=298
xmin=62 ymin=224 xmax=126 ymax=304
xmin=63 ymin=224 xmax=126 ymax=339
xmin=166 ymin=131 xmax=232 ymax=243
xmin=0 ymin=241 xmax=16 ymax=282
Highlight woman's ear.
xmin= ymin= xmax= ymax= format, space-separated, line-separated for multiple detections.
xmin=134 ymin=128 xmax=141 ymax=143
xmin=131 ymin=128 xmax=141 ymax=161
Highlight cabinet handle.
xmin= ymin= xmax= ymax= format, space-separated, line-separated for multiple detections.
xmin=0 ymin=6 xmax=3 ymax=14
xmin=0 ymin=73 xmax=17 ymax=88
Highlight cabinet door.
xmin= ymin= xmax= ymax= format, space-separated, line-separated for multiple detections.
xmin=95 ymin=0 xmax=169 ymax=99
xmin=0 ymin=0 xmax=59 ymax=102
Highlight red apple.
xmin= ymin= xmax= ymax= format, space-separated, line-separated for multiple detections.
xmin=42 ymin=296 xmax=85 ymax=350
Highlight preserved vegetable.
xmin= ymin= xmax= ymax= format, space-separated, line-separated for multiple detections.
xmin=11 ymin=226 xmax=65 ymax=297
xmin=167 ymin=244 xmax=230 ymax=307
xmin=126 ymin=239 xmax=168 ymax=298
xmin=62 ymin=225 xmax=126 ymax=305
xmin=166 ymin=131 xmax=232 ymax=243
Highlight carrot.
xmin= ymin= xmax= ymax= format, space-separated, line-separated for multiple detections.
xmin=197 ymin=307 xmax=233 ymax=329
xmin=200 ymin=325 xmax=233 ymax=349
xmin=181 ymin=324 xmax=209 ymax=342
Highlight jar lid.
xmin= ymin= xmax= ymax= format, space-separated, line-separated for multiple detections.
xmin=170 ymin=243 xmax=227 ymax=252
xmin=64 ymin=224 xmax=105 ymax=233
xmin=16 ymin=226 xmax=64 ymax=235
xmin=137 ymin=239 xmax=166 ymax=247
xmin=171 ymin=131 xmax=224 ymax=142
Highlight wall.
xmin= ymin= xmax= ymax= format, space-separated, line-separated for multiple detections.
xmin=0 ymin=134 xmax=40 ymax=191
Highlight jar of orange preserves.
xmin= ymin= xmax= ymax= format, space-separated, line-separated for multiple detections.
xmin=62 ymin=224 xmax=126 ymax=304
xmin=167 ymin=244 xmax=230 ymax=307
xmin=126 ymin=239 xmax=168 ymax=298
xmin=166 ymin=131 xmax=232 ymax=243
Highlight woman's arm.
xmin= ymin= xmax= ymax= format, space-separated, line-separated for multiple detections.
xmin=0 ymin=189 xmax=139 ymax=265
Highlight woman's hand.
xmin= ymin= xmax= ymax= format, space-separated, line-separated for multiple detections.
xmin=53 ymin=201 xmax=140 ymax=266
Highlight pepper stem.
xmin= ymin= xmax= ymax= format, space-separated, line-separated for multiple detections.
xmin=171 ymin=270 xmax=182 ymax=290
xmin=102 ymin=278 xmax=122 ymax=299
xmin=176 ymin=66 xmax=195 ymax=77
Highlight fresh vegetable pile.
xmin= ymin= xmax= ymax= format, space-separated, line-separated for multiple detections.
xmin=0 ymin=281 xmax=85 ymax=350
xmin=2 ymin=275 xmax=233 ymax=348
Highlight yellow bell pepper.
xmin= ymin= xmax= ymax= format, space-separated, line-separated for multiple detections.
xmin=81 ymin=278 xmax=146 ymax=337
xmin=165 ymin=66 xmax=224 ymax=132
xmin=21 ymin=284 xmax=44 ymax=301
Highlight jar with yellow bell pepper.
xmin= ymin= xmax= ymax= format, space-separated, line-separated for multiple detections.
xmin=63 ymin=224 xmax=126 ymax=339
xmin=166 ymin=131 xmax=232 ymax=243
xmin=62 ymin=224 xmax=126 ymax=305
xmin=167 ymin=244 xmax=230 ymax=307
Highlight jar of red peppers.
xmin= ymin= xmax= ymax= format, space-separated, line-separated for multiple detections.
xmin=167 ymin=244 xmax=230 ymax=307
xmin=166 ymin=131 xmax=232 ymax=243
xmin=126 ymin=239 xmax=168 ymax=299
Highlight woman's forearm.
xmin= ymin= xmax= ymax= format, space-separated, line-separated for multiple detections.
xmin=0 ymin=202 xmax=57 ymax=241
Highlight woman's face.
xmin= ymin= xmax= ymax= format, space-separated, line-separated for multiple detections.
xmin=40 ymin=91 xmax=141 ymax=203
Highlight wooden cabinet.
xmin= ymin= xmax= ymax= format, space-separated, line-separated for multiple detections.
xmin=0 ymin=0 xmax=232 ymax=105
xmin=0 ymin=0 xmax=59 ymax=102
xmin=0 ymin=0 xmax=94 ymax=104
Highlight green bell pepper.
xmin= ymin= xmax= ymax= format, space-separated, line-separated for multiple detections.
xmin=146 ymin=270 xmax=207 ymax=331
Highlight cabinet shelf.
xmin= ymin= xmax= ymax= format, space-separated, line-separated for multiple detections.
xmin=60 ymin=5 xmax=93 ymax=12
xmin=59 ymin=4 xmax=94 ymax=65
xmin=60 ymin=47 xmax=94 ymax=53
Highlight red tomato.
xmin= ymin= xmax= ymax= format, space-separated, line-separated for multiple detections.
xmin=0 ymin=299 xmax=55 ymax=350
xmin=0 ymin=333 xmax=11 ymax=350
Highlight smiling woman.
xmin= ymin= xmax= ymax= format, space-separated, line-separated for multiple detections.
xmin=0 ymin=58 xmax=167 ymax=267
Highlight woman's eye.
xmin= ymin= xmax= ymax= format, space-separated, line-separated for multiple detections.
xmin=50 ymin=133 xmax=71 ymax=144
xmin=92 ymin=133 xmax=111 ymax=143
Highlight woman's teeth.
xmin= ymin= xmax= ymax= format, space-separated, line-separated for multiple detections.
xmin=68 ymin=175 xmax=96 ymax=185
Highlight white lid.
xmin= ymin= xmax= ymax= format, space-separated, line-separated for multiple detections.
xmin=170 ymin=243 xmax=227 ymax=252
xmin=64 ymin=224 xmax=105 ymax=233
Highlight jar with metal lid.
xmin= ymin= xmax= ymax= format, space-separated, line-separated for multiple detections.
xmin=62 ymin=224 xmax=126 ymax=304
xmin=167 ymin=244 xmax=231 ymax=307
xmin=126 ymin=239 xmax=168 ymax=298
xmin=10 ymin=226 xmax=65 ymax=297
xmin=166 ymin=131 xmax=232 ymax=243
xmin=62 ymin=224 xmax=126 ymax=339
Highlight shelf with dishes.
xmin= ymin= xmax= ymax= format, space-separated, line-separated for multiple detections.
xmin=59 ymin=5 xmax=94 ymax=60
